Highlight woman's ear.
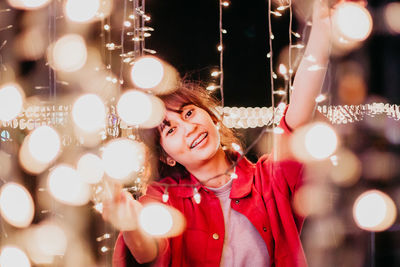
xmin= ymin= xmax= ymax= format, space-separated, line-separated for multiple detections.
xmin=166 ymin=157 xmax=176 ymax=167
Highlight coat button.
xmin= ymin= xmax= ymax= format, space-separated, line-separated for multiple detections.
xmin=263 ymin=227 xmax=267 ymax=232
xmin=212 ymin=233 xmax=219 ymax=240
xmin=235 ymin=200 xmax=240 ymax=204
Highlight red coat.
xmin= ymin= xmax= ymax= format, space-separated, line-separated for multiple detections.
xmin=113 ymin=117 xmax=307 ymax=267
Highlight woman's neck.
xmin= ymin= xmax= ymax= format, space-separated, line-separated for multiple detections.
xmin=186 ymin=148 xmax=232 ymax=188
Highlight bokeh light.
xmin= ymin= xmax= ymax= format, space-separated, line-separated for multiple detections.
xmin=77 ymin=153 xmax=104 ymax=184
xmin=7 ymin=0 xmax=51 ymax=10
xmin=15 ymin=27 xmax=47 ymax=60
xmin=0 ymin=183 xmax=35 ymax=228
xmin=384 ymin=2 xmax=400 ymax=34
xmin=333 ymin=2 xmax=372 ymax=42
xmin=291 ymin=122 xmax=338 ymax=161
xmin=72 ymin=94 xmax=106 ymax=133
xmin=65 ymin=0 xmax=100 ymax=23
xmin=117 ymin=90 xmax=152 ymax=126
xmin=0 ymin=83 xmax=25 ymax=122
xmin=102 ymin=138 xmax=145 ymax=181
xmin=50 ymin=34 xmax=87 ymax=72
xmin=353 ymin=190 xmax=397 ymax=231
xmin=130 ymin=56 xmax=164 ymax=89
xmin=0 ymin=150 xmax=12 ymax=178
xmin=47 ymin=164 xmax=91 ymax=206
xmin=26 ymin=222 xmax=67 ymax=264
xmin=0 ymin=246 xmax=31 ymax=267
xmin=139 ymin=204 xmax=173 ymax=236
xmin=293 ymin=184 xmax=331 ymax=217
xmin=28 ymin=126 xmax=61 ymax=163
xmin=329 ymin=149 xmax=362 ymax=187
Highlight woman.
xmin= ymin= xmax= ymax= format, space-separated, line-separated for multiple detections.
xmin=104 ymin=1 xmax=331 ymax=266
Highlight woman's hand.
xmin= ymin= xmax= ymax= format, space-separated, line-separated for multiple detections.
xmin=102 ymin=189 xmax=143 ymax=231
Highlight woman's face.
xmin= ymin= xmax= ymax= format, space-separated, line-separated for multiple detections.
xmin=159 ymin=104 xmax=221 ymax=170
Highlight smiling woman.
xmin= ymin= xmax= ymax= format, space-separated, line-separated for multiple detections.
xmin=102 ymin=1 xmax=332 ymax=266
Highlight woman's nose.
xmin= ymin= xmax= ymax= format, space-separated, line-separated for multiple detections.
xmin=182 ymin=121 xmax=196 ymax=136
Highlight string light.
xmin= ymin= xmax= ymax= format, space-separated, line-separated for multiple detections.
xmin=162 ymin=189 xmax=169 ymax=203
xmin=193 ymin=188 xmax=201 ymax=204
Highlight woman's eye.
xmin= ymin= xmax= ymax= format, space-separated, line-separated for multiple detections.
xmin=166 ymin=127 xmax=175 ymax=135
xmin=185 ymin=109 xmax=193 ymax=118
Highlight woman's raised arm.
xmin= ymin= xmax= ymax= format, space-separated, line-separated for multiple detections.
xmin=285 ymin=0 xmax=331 ymax=130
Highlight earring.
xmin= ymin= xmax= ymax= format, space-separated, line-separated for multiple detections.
xmin=167 ymin=158 xmax=176 ymax=166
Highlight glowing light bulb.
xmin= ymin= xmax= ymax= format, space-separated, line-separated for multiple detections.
xmin=47 ymin=164 xmax=91 ymax=206
xmin=279 ymin=64 xmax=287 ymax=75
xmin=28 ymin=126 xmax=60 ymax=163
xmin=0 ymin=246 xmax=31 ymax=267
xmin=139 ymin=204 xmax=173 ymax=236
xmin=193 ymin=188 xmax=201 ymax=204
xmin=333 ymin=2 xmax=372 ymax=42
xmin=130 ymin=56 xmax=164 ymax=89
xmin=77 ymin=153 xmax=104 ymax=184
xmin=72 ymin=94 xmax=106 ymax=133
xmin=65 ymin=0 xmax=100 ymax=23
xmin=162 ymin=192 xmax=169 ymax=203
xmin=0 ymin=83 xmax=24 ymax=122
xmin=51 ymin=34 xmax=87 ymax=72
xmin=315 ymin=94 xmax=327 ymax=103
xmin=305 ymin=123 xmax=338 ymax=160
xmin=353 ymin=190 xmax=397 ymax=231
xmin=102 ymin=138 xmax=145 ymax=180
xmin=0 ymin=183 xmax=34 ymax=228
xmin=117 ymin=90 xmax=152 ymax=126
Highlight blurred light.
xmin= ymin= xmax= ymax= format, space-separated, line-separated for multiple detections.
xmin=15 ymin=27 xmax=46 ymax=60
xmin=65 ymin=0 xmax=100 ymax=23
xmin=221 ymin=1 xmax=230 ymax=7
xmin=279 ymin=64 xmax=287 ymax=75
xmin=315 ymin=94 xmax=327 ymax=103
xmin=353 ymin=190 xmax=397 ymax=231
xmin=117 ymin=90 xmax=152 ymax=126
xmin=0 ymin=150 xmax=12 ymax=177
xmin=0 ymin=246 xmax=31 ymax=267
xmin=139 ymin=204 xmax=173 ymax=236
xmin=50 ymin=34 xmax=87 ymax=72
xmin=137 ymin=95 xmax=166 ymax=129
xmin=72 ymin=94 xmax=106 ymax=133
xmin=329 ymin=149 xmax=361 ymax=187
xmin=305 ymin=123 xmax=337 ymax=160
xmin=273 ymin=127 xmax=284 ymax=134
xmin=28 ymin=126 xmax=61 ymax=163
xmin=162 ymin=192 xmax=169 ymax=203
xmin=0 ymin=83 xmax=25 ymax=122
xmin=384 ymin=2 xmax=400 ymax=34
xmin=102 ymin=138 xmax=145 ymax=181
xmin=130 ymin=56 xmax=164 ymax=89
xmin=293 ymin=184 xmax=330 ymax=216
xmin=0 ymin=183 xmax=34 ymax=228
xmin=217 ymin=45 xmax=223 ymax=51
xmin=333 ymin=2 xmax=372 ymax=42
xmin=77 ymin=153 xmax=104 ymax=184
xmin=26 ymin=222 xmax=67 ymax=264
xmin=211 ymin=71 xmax=220 ymax=77
xmin=48 ymin=164 xmax=91 ymax=206
xmin=6 ymin=0 xmax=51 ymax=10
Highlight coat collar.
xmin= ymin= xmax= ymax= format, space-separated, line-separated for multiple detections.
xmin=168 ymin=153 xmax=255 ymax=199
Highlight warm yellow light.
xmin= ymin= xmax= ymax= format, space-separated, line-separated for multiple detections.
xmin=65 ymin=0 xmax=100 ymax=23
xmin=353 ymin=190 xmax=397 ymax=231
xmin=0 ymin=83 xmax=24 ymax=122
xmin=0 ymin=183 xmax=34 ymax=228
xmin=305 ymin=123 xmax=338 ymax=160
xmin=315 ymin=94 xmax=327 ymax=103
xmin=51 ymin=34 xmax=87 ymax=72
xmin=102 ymin=138 xmax=145 ymax=181
xmin=384 ymin=2 xmax=400 ymax=34
xmin=130 ymin=56 xmax=164 ymax=89
xmin=329 ymin=149 xmax=361 ymax=187
xmin=72 ymin=94 xmax=106 ymax=133
xmin=15 ymin=27 xmax=46 ymax=60
xmin=138 ymin=95 xmax=166 ymax=129
xmin=333 ymin=2 xmax=372 ymax=42
xmin=28 ymin=126 xmax=61 ymax=163
xmin=47 ymin=164 xmax=91 ymax=206
xmin=0 ymin=246 xmax=31 ymax=267
xmin=6 ymin=0 xmax=51 ymax=10
xmin=77 ymin=153 xmax=104 ymax=184
xmin=139 ymin=204 xmax=173 ymax=236
xmin=26 ymin=222 xmax=67 ymax=264
xmin=117 ymin=90 xmax=152 ymax=126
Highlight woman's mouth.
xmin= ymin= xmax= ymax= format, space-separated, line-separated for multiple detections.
xmin=190 ymin=133 xmax=208 ymax=149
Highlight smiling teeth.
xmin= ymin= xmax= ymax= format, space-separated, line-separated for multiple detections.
xmin=191 ymin=133 xmax=208 ymax=149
